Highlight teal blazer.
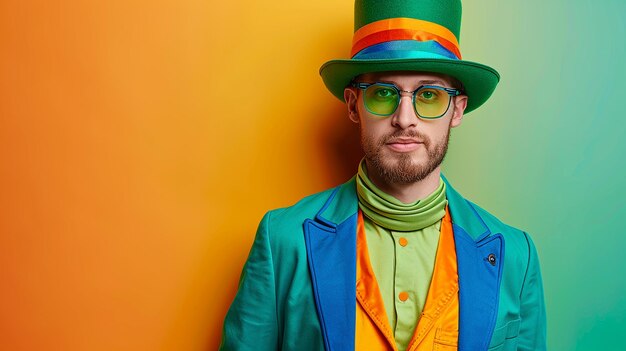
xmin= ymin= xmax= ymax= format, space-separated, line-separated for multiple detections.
xmin=220 ymin=175 xmax=546 ymax=351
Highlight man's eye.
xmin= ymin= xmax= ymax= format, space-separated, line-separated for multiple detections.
xmin=418 ymin=89 xmax=441 ymax=102
xmin=375 ymin=88 xmax=395 ymax=98
xmin=421 ymin=91 xmax=435 ymax=99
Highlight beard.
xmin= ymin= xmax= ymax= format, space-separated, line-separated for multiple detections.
xmin=361 ymin=123 xmax=452 ymax=185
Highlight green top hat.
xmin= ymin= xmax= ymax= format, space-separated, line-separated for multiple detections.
xmin=319 ymin=0 xmax=500 ymax=114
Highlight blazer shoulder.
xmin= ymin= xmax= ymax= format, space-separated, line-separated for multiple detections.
xmin=258 ymin=185 xmax=339 ymax=249
xmin=268 ymin=186 xmax=337 ymax=224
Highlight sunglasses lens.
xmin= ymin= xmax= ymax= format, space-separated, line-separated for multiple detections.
xmin=414 ymin=87 xmax=451 ymax=118
xmin=364 ymin=85 xmax=398 ymax=115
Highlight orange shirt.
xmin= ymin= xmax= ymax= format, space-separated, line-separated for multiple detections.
xmin=355 ymin=206 xmax=460 ymax=351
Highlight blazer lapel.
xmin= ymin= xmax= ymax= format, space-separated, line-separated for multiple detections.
xmin=304 ymin=176 xmax=359 ymax=351
xmin=443 ymin=175 xmax=504 ymax=351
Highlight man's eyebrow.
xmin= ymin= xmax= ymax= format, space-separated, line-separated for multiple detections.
xmin=417 ymin=79 xmax=447 ymax=85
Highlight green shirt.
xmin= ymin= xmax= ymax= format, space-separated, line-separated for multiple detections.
xmin=356 ymin=160 xmax=447 ymax=351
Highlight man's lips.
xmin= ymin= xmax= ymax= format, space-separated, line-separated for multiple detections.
xmin=385 ymin=138 xmax=423 ymax=152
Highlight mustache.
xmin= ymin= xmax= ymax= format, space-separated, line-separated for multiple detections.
xmin=381 ymin=129 xmax=431 ymax=147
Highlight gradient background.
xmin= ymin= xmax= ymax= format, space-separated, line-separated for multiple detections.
xmin=1 ymin=0 xmax=624 ymax=350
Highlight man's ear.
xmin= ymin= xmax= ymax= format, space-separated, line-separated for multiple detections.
xmin=450 ymin=95 xmax=468 ymax=128
xmin=344 ymin=87 xmax=360 ymax=124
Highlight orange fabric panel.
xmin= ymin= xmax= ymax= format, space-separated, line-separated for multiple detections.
xmin=356 ymin=210 xmax=398 ymax=350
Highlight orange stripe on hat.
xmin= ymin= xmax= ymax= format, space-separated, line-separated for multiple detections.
xmin=351 ymin=18 xmax=462 ymax=59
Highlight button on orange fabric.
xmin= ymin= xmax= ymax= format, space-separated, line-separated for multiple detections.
xmin=399 ymin=237 xmax=408 ymax=247
xmin=399 ymin=292 xmax=409 ymax=302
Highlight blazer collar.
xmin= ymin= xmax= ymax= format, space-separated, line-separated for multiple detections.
xmin=315 ymin=175 xmax=359 ymax=227
xmin=303 ymin=176 xmax=359 ymax=351
xmin=441 ymin=174 xmax=491 ymax=242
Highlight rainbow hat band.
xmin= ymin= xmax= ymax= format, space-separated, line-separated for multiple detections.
xmin=320 ymin=0 xmax=500 ymax=114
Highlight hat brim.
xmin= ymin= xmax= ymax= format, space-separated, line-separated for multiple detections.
xmin=319 ymin=58 xmax=500 ymax=114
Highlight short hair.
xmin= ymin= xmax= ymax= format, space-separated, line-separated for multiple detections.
xmin=448 ymin=76 xmax=465 ymax=93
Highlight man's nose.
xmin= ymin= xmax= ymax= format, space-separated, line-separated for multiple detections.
xmin=391 ymin=94 xmax=419 ymax=129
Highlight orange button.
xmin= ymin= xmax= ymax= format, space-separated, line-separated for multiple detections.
xmin=398 ymin=292 xmax=409 ymax=302
xmin=399 ymin=237 xmax=408 ymax=247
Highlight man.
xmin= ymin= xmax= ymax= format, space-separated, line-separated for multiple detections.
xmin=220 ymin=0 xmax=546 ymax=350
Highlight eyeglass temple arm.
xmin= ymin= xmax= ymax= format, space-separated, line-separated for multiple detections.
xmin=351 ymin=82 xmax=371 ymax=89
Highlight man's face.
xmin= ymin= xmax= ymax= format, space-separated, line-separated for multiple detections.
xmin=344 ymin=71 xmax=468 ymax=185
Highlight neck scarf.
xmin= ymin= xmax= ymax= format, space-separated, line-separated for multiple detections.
xmin=356 ymin=159 xmax=447 ymax=231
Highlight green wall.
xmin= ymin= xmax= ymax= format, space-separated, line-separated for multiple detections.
xmin=442 ymin=1 xmax=626 ymax=350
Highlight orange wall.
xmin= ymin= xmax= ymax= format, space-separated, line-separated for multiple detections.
xmin=0 ymin=1 xmax=360 ymax=350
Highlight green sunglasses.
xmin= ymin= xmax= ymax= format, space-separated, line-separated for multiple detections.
xmin=351 ymin=82 xmax=462 ymax=119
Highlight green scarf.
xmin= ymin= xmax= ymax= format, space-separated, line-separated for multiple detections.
xmin=356 ymin=159 xmax=447 ymax=232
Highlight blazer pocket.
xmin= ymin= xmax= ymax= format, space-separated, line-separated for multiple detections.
xmin=433 ymin=328 xmax=458 ymax=351
xmin=487 ymin=319 xmax=521 ymax=351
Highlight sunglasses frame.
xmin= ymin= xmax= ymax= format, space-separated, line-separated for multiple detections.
xmin=351 ymin=82 xmax=462 ymax=120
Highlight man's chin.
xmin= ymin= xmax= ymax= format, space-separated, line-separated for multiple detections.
xmin=381 ymin=150 xmax=427 ymax=167
xmin=366 ymin=151 xmax=442 ymax=184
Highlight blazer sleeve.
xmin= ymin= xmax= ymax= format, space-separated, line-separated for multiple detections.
xmin=219 ymin=211 xmax=279 ymax=351
xmin=516 ymin=232 xmax=547 ymax=351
